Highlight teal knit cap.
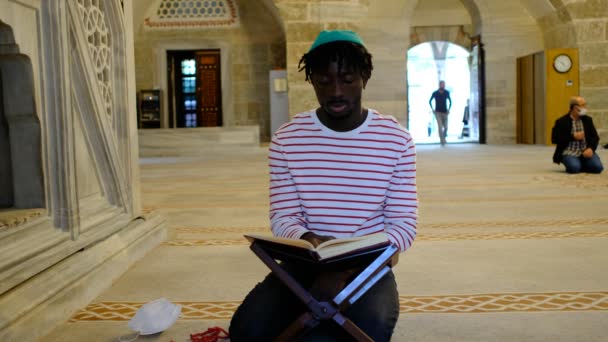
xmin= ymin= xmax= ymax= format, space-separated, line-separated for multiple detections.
xmin=308 ymin=30 xmax=366 ymax=52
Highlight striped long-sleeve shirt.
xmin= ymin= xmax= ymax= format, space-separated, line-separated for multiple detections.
xmin=269 ymin=109 xmax=418 ymax=252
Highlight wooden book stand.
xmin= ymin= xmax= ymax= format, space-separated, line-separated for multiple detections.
xmin=249 ymin=238 xmax=399 ymax=341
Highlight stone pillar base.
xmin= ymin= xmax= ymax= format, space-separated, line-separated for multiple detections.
xmin=0 ymin=211 xmax=167 ymax=341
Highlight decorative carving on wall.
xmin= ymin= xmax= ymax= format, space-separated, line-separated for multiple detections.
xmin=68 ymin=0 xmax=134 ymax=216
xmin=410 ymin=25 xmax=471 ymax=49
xmin=75 ymin=0 xmax=113 ymax=117
xmin=144 ymin=0 xmax=239 ymax=29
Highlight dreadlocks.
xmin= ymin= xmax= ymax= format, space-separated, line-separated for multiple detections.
xmin=298 ymin=41 xmax=373 ymax=82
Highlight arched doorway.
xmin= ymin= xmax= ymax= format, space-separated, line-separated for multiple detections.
xmin=407 ymin=41 xmax=478 ymax=144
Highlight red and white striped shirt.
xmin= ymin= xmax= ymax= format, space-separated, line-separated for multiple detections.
xmin=269 ymin=109 xmax=418 ymax=252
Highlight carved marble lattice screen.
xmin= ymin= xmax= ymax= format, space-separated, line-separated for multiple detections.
xmin=145 ymin=0 xmax=239 ymax=28
xmin=75 ymin=0 xmax=113 ymax=117
xmin=69 ymin=0 xmax=133 ymax=212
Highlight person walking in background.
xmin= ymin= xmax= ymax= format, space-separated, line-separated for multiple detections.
xmin=429 ymin=81 xmax=452 ymax=146
xmin=551 ymin=96 xmax=603 ymax=174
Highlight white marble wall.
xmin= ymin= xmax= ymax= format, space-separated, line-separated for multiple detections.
xmin=0 ymin=1 xmax=165 ymax=340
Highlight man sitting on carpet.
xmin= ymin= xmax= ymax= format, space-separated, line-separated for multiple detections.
xmin=552 ymin=96 xmax=603 ymax=174
xmin=229 ymin=30 xmax=418 ymax=341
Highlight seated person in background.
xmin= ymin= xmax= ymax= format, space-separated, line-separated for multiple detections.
xmin=229 ymin=30 xmax=418 ymax=341
xmin=552 ymin=96 xmax=603 ymax=174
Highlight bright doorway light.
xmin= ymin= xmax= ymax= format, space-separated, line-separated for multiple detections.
xmin=407 ymin=42 xmax=474 ymax=144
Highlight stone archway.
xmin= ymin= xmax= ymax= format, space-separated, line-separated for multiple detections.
xmin=272 ymin=0 xmax=559 ymax=144
xmin=410 ymin=26 xmax=472 ymax=51
xmin=0 ymin=21 xmax=44 ymax=209
xmin=404 ymin=0 xmax=483 ymax=143
xmin=460 ymin=0 xmax=482 ymax=35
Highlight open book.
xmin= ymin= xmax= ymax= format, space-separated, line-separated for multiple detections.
xmin=245 ymin=232 xmax=390 ymax=262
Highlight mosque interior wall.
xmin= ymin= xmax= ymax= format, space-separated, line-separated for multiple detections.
xmin=130 ymin=0 xmax=608 ymax=144
xmin=0 ymin=1 xmax=165 ymax=340
xmin=133 ymin=0 xmax=285 ymax=141
xmin=569 ymin=1 xmax=608 ymax=132
xmin=276 ymin=0 xmax=544 ymax=144
xmin=273 ymin=0 xmax=607 ymax=144
xmin=538 ymin=0 xmax=608 ymax=136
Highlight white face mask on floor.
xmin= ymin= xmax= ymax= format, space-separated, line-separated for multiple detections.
xmin=118 ymin=298 xmax=181 ymax=341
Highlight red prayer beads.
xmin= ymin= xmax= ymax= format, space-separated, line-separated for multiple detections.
xmin=190 ymin=327 xmax=230 ymax=342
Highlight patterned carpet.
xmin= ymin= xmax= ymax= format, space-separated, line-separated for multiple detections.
xmin=44 ymin=144 xmax=608 ymax=342
xmin=70 ymin=291 xmax=608 ymax=322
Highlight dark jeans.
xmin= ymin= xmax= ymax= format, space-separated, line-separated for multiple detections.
xmin=561 ymin=153 xmax=603 ymax=174
xmin=229 ymin=263 xmax=399 ymax=341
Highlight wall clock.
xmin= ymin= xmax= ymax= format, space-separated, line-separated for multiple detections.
xmin=553 ymin=54 xmax=572 ymax=73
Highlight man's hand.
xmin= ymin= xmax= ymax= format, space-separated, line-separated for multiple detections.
xmin=573 ymin=131 xmax=585 ymax=141
xmin=301 ymin=232 xmax=335 ymax=247
xmin=583 ymin=148 xmax=594 ymax=158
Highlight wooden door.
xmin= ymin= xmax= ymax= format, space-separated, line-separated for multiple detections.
xmin=196 ymin=50 xmax=222 ymax=127
xmin=517 ymin=54 xmax=535 ymax=144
